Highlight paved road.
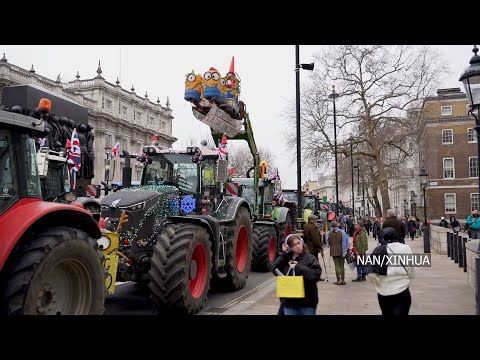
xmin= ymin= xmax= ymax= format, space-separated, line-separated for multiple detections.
xmin=104 ymin=270 xmax=274 ymax=315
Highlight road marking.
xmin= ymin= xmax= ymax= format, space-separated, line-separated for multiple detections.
xmin=221 ymin=276 xmax=276 ymax=309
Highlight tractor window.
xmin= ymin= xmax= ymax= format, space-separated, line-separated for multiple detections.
xmin=304 ymin=197 xmax=316 ymax=211
xmin=23 ymin=135 xmax=41 ymax=197
xmin=173 ymin=162 xmax=197 ymax=193
xmin=0 ymin=130 xmax=19 ymax=214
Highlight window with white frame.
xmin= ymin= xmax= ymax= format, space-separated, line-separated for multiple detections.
xmin=443 ymin=158 xmax=455 ymax=179
xmin=442 ymin=129 xmax=453 ymax=144
xmin=106 ymin=99 xmax=112 ymax=110
xmin=445 ymin=193 xmax=456 ymax=213
xmin=470 ymin=157 xmax=479 ymax=178
xmin=441 ymin=106 xmax=452 ymax=116
xmin=468 ymin=128 xmax=477 ymax=142
xmin=471 ymin=193 xmax=479 ymax=212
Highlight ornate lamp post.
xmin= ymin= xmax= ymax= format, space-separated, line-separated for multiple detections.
xmin=420 ymin=166 xmax=430 ymax=253
xmin=459 ymin=45 xmax=480 ymax=315
xmin=348 ymin=136 xmax=355 ymax=221
xmin=329 ymin=85 xmax=340 ymax=217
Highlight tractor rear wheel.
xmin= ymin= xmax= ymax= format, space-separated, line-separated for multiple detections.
xmin=149 ymin=223 xmax=213 ymax=314
xmin=221 ymin=206 xmax=252 ymax=290
xmin=251 ymin=225 xmax=277 ymax=272
xmin=0 ymin=226 xmax=105 ymax=315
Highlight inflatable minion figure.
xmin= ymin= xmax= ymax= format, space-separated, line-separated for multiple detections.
xmin=184 ymin=70 xmax=204 ymax=103
xmin=202 ymin=67 xmax=226 ymax=104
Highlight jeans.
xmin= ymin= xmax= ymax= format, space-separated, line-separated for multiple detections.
xmin=283 ymin=307 xmax=316 ymax=315
xmin=470 ymin=230 xmax=480 ymax=239
xmin=356 ymin=263 xmax=364 ymax=278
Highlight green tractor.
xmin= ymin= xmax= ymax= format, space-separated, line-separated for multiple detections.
xmin=100 ymin=144 xmax=253 ymax=314
xmin=228 ymin=166 xmax=292 ymax=272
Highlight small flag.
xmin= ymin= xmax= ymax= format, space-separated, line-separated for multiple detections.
xmin=68 ymin=129 xmax=81 ymax=190
xmin=111 ymin=142 xmax=121 ymax=158
xmin=218 ymin=133 xmax=227 ymax=160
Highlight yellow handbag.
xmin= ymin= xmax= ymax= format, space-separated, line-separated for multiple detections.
xmin=276 ymin=268 xmax=305 ymax=298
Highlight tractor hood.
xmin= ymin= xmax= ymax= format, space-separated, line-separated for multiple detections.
xmin=101 ymin=185 xmax=178 ymax=208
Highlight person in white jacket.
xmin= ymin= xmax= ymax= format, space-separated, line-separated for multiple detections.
xmin=366 ymin=226 xmax=415 ymax=315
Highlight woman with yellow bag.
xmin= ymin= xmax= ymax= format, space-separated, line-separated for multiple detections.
xmin=272 ymin=234 xmax=322 ymax=315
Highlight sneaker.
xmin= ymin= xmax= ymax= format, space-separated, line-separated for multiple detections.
xmin=361 ymin=277 xmax=366 ymax=281
xmin=352 ymin=278 xmax=362 ymax=282
xmin=334 ymin=281 xmax=341 ymax=285
xmin=340 ymin=280 xmax=346 ymax=285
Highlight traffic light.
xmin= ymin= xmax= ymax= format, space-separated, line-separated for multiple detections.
xmin=116 ymin=210 xmax=128 ymax=233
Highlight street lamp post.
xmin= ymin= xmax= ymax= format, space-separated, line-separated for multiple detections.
xmin=348 ymin=136 xmax=355 ymax=221
xmin=459 ymin=45 xmax=480 ymax=315
xmin=295 ymin=45 xmax=315 ymax=219
xmin=410 ymin=192 xmax=417 ymax=218
xmin=104 ymin=145 xmax=111 ymax=196
xmin=403 ymin=198 xmax=408 ymax=217
xmin=420 ymin=166 xmax=430 ymax=253
xmin=354 ymin=163 xmax=360 ymax=218
xmin=329 ymin=85 xmax=340 ymax=217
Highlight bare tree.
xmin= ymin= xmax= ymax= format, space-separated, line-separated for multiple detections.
xmin=285 ymin=45 xmax=446 ymax=215
xmin=228 ymin=143 xmax=275 ymax=178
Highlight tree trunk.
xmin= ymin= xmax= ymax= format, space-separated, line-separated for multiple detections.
xmin=375 ymin=157 xmax=391 ymax=215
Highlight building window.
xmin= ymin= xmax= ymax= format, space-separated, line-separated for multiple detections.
xmin=442 ymin=129 xmax=453 ymax=144
xmin=469 ymin=157 xmax=479 ymax=178
xmin=161 ymin=121 xmax=166 ymax=131
xmin=106 ymin=135 xmax=112 ymax=148
xmin=106 ymin=99 xmax=112 ymax=110
xmin=471 ymin=193 xmax=479 ymax=212
xmin=122 ymin=106 xmax=127 ymax=116
xmin=445 ymin=193 xmax=456 ymax=213
xmin=443 ymin=158 xmax=455 ymax=179
xmin=148 ymin=116 xmax=155 ymax=126
xmin=137 ymin=112 xmax=142 ymax=122
xmin=468 ymin=128 xmax=477 ymax=143
xmin=441 ymin=106 xmax=452 ymax=116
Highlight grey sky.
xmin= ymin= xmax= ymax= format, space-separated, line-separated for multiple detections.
xmin=0 ymin=45 xmax=474 ymax=189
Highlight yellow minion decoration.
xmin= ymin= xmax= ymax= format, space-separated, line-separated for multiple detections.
xmin=203 ymin=67 xmax=226 ymax=104
xmin=184 ymin=70 xmax=204 ymax=103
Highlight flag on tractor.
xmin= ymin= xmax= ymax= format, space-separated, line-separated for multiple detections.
xmin=218 ymin=133 xmax=227 ymax=160
xmin=68 ymin=129 xmax=81 ymax=190
xmin=111 ymin=142 xmax=121 ymax=158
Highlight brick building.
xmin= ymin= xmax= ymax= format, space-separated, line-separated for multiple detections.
xmin=419 ymin=88 xmax=478 ymax=223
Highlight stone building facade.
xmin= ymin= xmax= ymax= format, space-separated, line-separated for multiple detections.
xmin=0 ymin=54 xmax=177 ymax=186
xmin=419 ymin=88 xmax=478 ymax=223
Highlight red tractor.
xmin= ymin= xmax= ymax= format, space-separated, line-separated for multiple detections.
xmin=0 ymin=104 xmax=105 ymax=315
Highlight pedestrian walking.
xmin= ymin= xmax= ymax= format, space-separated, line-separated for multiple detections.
xmin=272 ymin=234 xmax=322 ymax=315
xmin=365 ymin=227 xmax=415 ymax=315
xmin=322 ymin=220 xmax=349 ymax=285
xmin=449 ymin=215 xmax=461 ymax=234
xmin=382 ymin=209 xmax=406 ymax=244
xmin=466 ymin=210 xmax=480 ymax=239
xmin=352 ymin=220 xmax=368 ymax=282
xmin=407 ymin=217 xmax=417 ymax=241
xmin=303 ymin=214 xmax=325 ymax=281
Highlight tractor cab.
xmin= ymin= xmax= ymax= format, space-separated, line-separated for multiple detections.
xmin=0 ymin=109 xmax=44 ymax=215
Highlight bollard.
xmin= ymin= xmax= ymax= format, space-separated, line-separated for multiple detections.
xmin=463 ymin=237 xmax=468 ymax=273
xmin=453 ymin=235 xmax=458 ymax=263
xmin=457 ymin=234 xmax=463 ymax=268
xmin=447 ymin=232 xmax=452 ymax=258
xmin=423 ymin=226 xmax=431 ymax=254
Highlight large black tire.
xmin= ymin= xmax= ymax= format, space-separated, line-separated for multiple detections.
xmin=251 ymin=225 xmax=277 ymax=272
xmin=149 ymin=223 xmax=213 ymax=314
xmin=278 ymin=213 xmax=292 ymax=248
xmin=221 ymin=206 xmax=252 ymax=290
xmin=0 ymin=226 xmax=105 ymax=315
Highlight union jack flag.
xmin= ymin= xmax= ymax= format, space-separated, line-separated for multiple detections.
xmin=68 ymin=129 xmax=81 ymax=190
xmin=111 ymin=142 xmax=121 ymax=158
xmin=218 ymin=133 xmax=227 ymax=160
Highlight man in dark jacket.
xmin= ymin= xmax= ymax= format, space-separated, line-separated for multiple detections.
xmin=303 ymin=214 xmax=325 ymax=281
xmin=382 ymin=209 xmax=406 ymax=244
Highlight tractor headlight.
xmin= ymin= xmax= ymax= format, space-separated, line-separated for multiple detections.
xmin=120 ymin=201 xmax=146 ymax=211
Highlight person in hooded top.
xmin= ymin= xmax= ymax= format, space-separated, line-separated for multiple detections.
xmin=439 ymin=216 xmax=449 ymax=228
xmin=365 ymin=226 xmax=415 ymax=315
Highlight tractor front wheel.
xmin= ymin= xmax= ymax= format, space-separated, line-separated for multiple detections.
xmin=0 ymin=226 xmax=105 ymax=315
xmin=149 ymin=223 xmax=213 ymax=314
xmin=251 ymin=225 xmax=277 ymax=272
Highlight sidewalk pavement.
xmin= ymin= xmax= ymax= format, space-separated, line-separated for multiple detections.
xmin=221 ymin=232 xmax=476 ymax=315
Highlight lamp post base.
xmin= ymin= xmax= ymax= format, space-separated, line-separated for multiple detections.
xmin=423 ymin=225 xmax=431 ymax=253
